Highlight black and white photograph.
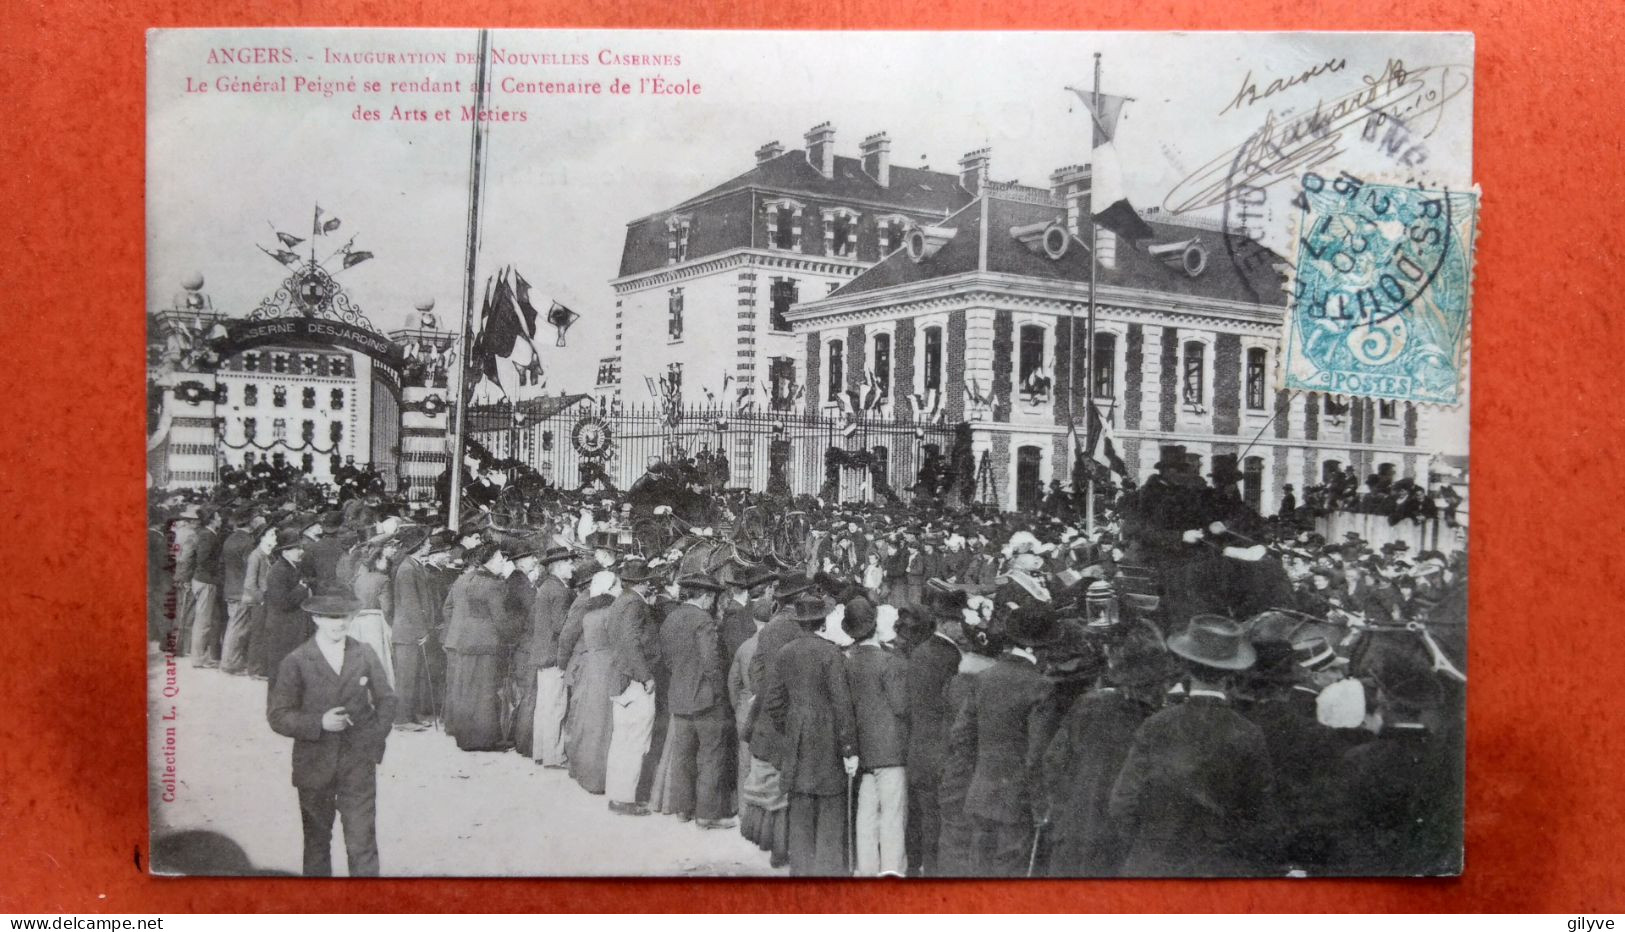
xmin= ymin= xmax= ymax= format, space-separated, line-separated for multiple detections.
xmin=144 ymin=28 xmax=1475 ymax=879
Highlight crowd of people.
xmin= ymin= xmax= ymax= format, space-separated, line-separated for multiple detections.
xmin=147 ymin=443 xmax=1466 ymax=878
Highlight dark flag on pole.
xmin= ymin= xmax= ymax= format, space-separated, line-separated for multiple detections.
xmin=471 ymin=266 xmax=542 ymax=411
xmin=275 ymin=231 xmax=305 ymax=249
xmin=1084 ymin=400 xmax=1128 ymax=476
xmin=342 ymin=250 xmax=374 ymax=269
xmin=259 ymin=245 xmax=302 ymax=267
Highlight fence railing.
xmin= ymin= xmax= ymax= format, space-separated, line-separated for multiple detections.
xmin=465 ymin=402 xmax=959 ymax=503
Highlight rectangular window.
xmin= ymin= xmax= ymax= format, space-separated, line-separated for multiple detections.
xmin=301 ymin=355 xmax=317 ymax=375
xmin=872 ymin=333 xmax=891 ymax=398
xmin=301 ymin=452 xmax=313 ymax=473
xmin=1018 ymin=325 xmax=1045 ymax=385
xmin=329 ymin=357 xmax=348 ymax=378
xmin=272 ymin=354 xmax=288 ymax=374
xmin=331 ymin=388 xmax=344 ymax=410
xmin=272 ymin=386 xmax=287 ymax=408
xmin=831 ymin=214 xmax=855 ymax=257
xmin=244 ymin=352 xmax=260 ymax=372
xmin=1246 ymin=347 xmax=1268 ymax=410
xmin=771 ymin=279 xmax=797 ymax=332
xmin=1093 ymin=333 xmax=1117 ymax=400
xmin=244 ymin=384 xmax=258 ymax=406
xmin=770 ymin=356 xmax=796 ymax=408
xmin=1379 ymin=399 xmax=1398 ymax=420
xmin=272 ymin=418 xmax=287 ymax=441
xmin=302 ymin=387 xmax=316 ymax=409
xmin=330 ymin=421 xmax=343 ymax=443
xmin=923 ymin=326 xmax=943 ymax=393
xmin=1183 ymin=341 xmax=1206 ymax=405
xmin=243 ymin=417 xmax=257 ymax=440
xmin=774 ymin=207 xmax=795 ymax=249
xmin=301 ymin=420 xmax=315 ymax=442
xmin=668 ymin=288 xmax=684 ymax=342
xmin=1323 ymin=394 xmax=1349 ymax=417
xmin=827 ymin=340 xmax=844 ymax=401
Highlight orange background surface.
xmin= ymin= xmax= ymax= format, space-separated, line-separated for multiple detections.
xmin=2 ymin=0 xmax=1621 ymax=914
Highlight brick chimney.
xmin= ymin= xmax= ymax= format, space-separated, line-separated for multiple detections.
xmin=805 ymin=122 xmax=835 ymax=179
xmin=755 ymin=140 xmax=784 ymax=165
xmin=860 ymin=132 xmax=892 ymax=187
xmin=959 ymin=147 xmax=991 ymax=196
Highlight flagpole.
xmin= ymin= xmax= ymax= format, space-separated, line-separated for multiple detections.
xmin=447 ymin=27 xmax=493 ymax=531
xmin=1084 ymin=51 xmax=1102 ymax=535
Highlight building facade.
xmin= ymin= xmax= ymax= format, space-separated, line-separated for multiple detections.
xmin=789 ymin=168 xmax=1428 ymax=513
xmin=610 ymin=123 xmax=1000 ymax=413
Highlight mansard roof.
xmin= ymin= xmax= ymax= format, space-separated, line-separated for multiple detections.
xmin=673 ymin=149 xmax=974 ymax=217
xmin=826 ymin=195 xmax=1289 ymax=308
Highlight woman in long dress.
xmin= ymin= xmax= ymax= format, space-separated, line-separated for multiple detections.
xmin=349 ymin=546 xmax=395 ymax=688
xmin=560 ymin=571 xmax=620 ymax=794
xmin=442 ymin=542 xmax=519 ymax=751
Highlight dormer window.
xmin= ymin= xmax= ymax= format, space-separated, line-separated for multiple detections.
xmin=243 ymin=352 xmax=260 ymax=372
xmin=272 ymin=353 xmax=288 ymax=374
xmin=666 ymin=214 xmax=693 ymax=265
xmin=876 ymin=215 xmax=911 ymax=255
xmin=301 ymin=354 xmax=318 ymax=375
xmin=822 ymin=207 xmax=861 ymax=259
xmin=763 ymin=198 xmax=805 ymax=251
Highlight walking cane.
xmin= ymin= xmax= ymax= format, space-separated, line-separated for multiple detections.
xmin=846 ymin=771 xmax=857 ymax=877
xmin=419 ymin=638 xmax=443 ymax=732
xmin=1026 ymin=820 xmax=1047 ymax=878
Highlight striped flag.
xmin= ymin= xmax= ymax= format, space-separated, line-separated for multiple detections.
xmin=1066 ymin=87 xmax=1155 ymax=243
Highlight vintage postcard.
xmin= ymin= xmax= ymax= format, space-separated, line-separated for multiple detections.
xmin=146 ymin=28 xmax=1474 ymax=877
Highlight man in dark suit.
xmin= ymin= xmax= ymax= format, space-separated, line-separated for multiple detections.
xmin=217 ymin=508 xmax=259 ymax=674
xmin=388 ymin=528 xmax=441 ymax=730
xmin=843 ymin=597 xmax=909 ymax=876
xmin=660 ymin=572 xmax=733 ymax=828
xmin=1109 ymin=614 xmax=1282 ymax=876
xmin=268 ymin=594 xmax=399 ymax=877
xmin=188 ymin=506 xmax=226 ymax=668
xmin=605 ymin=559 xmax=662 ymax=814
xmin=262 ymin=527 xmax=314 ymax=692
xmin=765 ymin=595 xmax=857 ymax=876
xmin=903 ymin=593 xmax=963 ymax=876
xmin=947 ymin=606 xmax=1060 ymax=877
xmin=301 ymin=511 xmax=347 ymax=591
xmin=526 ymin=546 xmax=577 ymax=767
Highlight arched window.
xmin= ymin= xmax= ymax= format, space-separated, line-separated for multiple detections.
xmin=1246 ymin=347 xmax=1269 ymax=410
xmin=871 ymin=332 xmax=892 ymax=399
xmin=1182 ymin=341 xmax=1206 ymax=405
xmin=922 ymin=326 xmax=944 ymax=393
xmin=827 ymin=340 xmax=844 ymax=401
xmin=1093 ymin=332 xmax=1117 ymax=399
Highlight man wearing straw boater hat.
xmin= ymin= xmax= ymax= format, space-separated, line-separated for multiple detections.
xmin=1108 ymin=614 xmax=1281 ymax=876
xmin=267 ymin=592 xmax=398 ymax=877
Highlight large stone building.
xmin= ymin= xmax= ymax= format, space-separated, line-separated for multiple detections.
xmin=788 ymin=158 xmax=1429 ymax=513
xmin=609 ymin=123 xmax=987 ymax=411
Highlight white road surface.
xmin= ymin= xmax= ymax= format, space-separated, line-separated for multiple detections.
xmin=147 ymin=644 xmax=783 ymax=877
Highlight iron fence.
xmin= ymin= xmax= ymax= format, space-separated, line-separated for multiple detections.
xmin=466 ymin=402 xmax=958 ymax=503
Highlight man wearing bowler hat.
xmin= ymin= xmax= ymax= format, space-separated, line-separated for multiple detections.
xmin=660 ymin=571 xmax=735 ymax=828
xmin=267 ymin=593 xmax=399 ymax=877
xmin=604 ymin=558 xmax=663 ymax=815
xmin=1109 ymin=614 xmax=1281 ymax=876
xmin=526 ymin=545 xmax=578 ymax=767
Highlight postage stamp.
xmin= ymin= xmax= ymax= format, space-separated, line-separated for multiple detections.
xmin=1280 ymin=171 xmax=1479 ymax=405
